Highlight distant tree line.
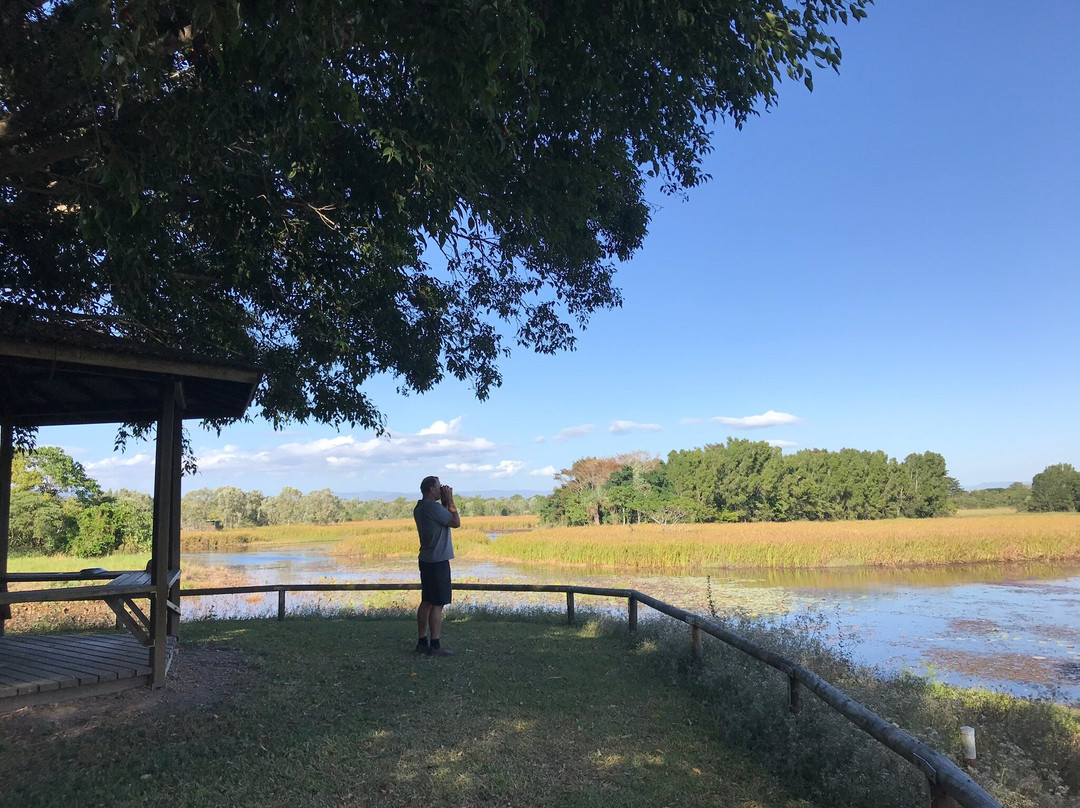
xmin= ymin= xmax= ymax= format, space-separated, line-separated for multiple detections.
xmin=180 ymin=486 xmax=543 ymax=530
xmin=539 ymin=441 xmax=962 ymax=526
xmin=6 ymin=447 xmax=543 ymax=555
xmin=947 ymin=465 xmax=1080 ymax=513
xmin=949 ymin=483 xmax=1031 ymax=510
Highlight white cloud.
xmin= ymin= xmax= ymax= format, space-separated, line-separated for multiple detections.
xmin=529 ymin=465 xmax=558 ymax=478
xmin=533 ymin=435 xmax=546 ymax=444
xmin=419 ymin=417 xmax=463 ymax=436
xmin=85 ymin=452 xmax=154 ymax=472
xmin=85 ymin=419 xmax=498 ymax=488
xmin=492 ymin=460 xmax=525 ymax=478
xmin=445 ymin=460 xmax=524 ymax=478
xmin=711 ymin=410 xmax=802 ymax=429
xmin=552 ymin=424 xmax=593 ymax=442
xmin=768 ymin=440 xmax=798 ymax=449
xmin=610 ymin=420 xmax=662 ymax=435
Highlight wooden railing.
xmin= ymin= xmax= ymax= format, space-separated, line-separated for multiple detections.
xmin=178 ymin=581 xmax=1001 ymax=808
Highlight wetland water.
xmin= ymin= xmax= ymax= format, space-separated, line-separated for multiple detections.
xmin=184 ymin=544 xmax=1080 ymax=704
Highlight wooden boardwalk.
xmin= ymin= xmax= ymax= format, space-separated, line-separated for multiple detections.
xmin=0 ymin=633 xmax=175 ymax=712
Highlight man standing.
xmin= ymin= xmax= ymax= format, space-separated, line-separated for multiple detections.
xmin=413 ymin=475 xmax=460 ymax=656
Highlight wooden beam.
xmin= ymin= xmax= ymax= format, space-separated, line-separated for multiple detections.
xmin=0 ymin=338 xmax=263 ymax=386
xmin=0 ymin=422 xmax=12 ymax=634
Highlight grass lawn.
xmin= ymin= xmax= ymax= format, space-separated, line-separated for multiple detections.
xmin=0 ymin=612 xmax=818 ymax=808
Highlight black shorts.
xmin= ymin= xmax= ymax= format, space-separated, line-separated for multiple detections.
xmin=418 ymin=560 xmax=452 ymax=606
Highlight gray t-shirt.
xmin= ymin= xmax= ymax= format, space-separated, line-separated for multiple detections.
xmin=414 ymin=499 xmax=455 ymax=563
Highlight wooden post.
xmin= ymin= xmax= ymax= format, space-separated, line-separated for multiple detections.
xmin=566 ymin=590 xmax=575 ymax=625
xmin=0 ymin=422 xmax=12 ymax=636
xmin=167 ymin=402 xmax=183 ymax=637
xmin=691 ymin=623 xmax=703 ymax=660
xmin=150 ymin=383 xmax=178 ymax=687
xmin=929 ymin=779 xmax=956 ymax=808
xmin=628 ymin=595 xmax=638 ymax=633
xmin=277 ymin=588 xmax=286 ymax=621
xmin=788 ymin=675 xmax=803 ymax=714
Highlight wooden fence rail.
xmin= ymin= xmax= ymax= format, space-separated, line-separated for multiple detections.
xmin=3 ymin=576 xmax=1000 ymax=808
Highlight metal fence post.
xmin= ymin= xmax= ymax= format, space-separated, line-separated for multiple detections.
xmin=628 ymin=595 xmax=638 ymax=633
xmin=566 ymin=590 xmax=575 ymax=625
xmin=277 ymin=588 xmax=286 ymax=621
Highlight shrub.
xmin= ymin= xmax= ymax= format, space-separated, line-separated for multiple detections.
xmin=71 ymin=500 xmax=152 ymax=557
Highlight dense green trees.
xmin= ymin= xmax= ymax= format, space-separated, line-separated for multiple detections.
xmin=1029 ymin=464 xmax=1080 ymax=512
xmin=3 ymin=0 xmax=869 ymax=429
xmin=8 ymin=447 xmax=152 ymax=556
xmin=542 ymin=440 xmax=960 ymax=526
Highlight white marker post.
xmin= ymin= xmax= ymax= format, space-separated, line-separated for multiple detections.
xmin=960 ymin=726 xmax=977 ymax=769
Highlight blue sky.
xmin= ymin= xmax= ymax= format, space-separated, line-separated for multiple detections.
xmin=43 ymin=0 xmax=1080 ymax=497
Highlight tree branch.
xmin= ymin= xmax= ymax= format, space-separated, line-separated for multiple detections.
xmin=0 ymin=133 xmax=98 ymax=177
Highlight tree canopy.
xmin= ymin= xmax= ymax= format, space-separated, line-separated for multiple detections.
xmin=1 ymin=0 xmax=869 ymax=429
xmin=1029 ymin=463 xmax=1080 ymax=513
xmin=541 ymin=440 xmax=958 ymax=526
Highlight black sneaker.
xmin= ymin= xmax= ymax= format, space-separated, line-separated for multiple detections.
xmin=415 ymin=641 xmax=430 ymax=654
xmin=429 ymin=646 xmax=454 ymax=657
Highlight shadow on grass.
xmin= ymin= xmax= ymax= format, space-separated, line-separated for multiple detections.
xmin=3 ymin=607 xmax=1076 ymax=808
xmin=0 ymin=609 xmax=814 ymax=808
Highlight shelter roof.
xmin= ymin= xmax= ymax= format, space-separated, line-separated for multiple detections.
xmin=0 ymin=316 xmax=262 ymax=427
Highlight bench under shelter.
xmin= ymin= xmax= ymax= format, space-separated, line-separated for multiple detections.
xmin=0 ymin=320 xmax=261 ymax=710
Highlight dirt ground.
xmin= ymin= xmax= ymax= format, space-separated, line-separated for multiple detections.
xmin=0 ymin=644 xmax=250 ymax=745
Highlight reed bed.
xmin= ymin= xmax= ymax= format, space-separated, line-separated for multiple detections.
xmin=6 ymin=552 xmax=151 ymax=574
xmin=332 ymin=527 xmax=494 ymax=558
xmin=326 ymin=512 xmax=1080 ymax=569
xmin=468 ymin=512 xmax=1080 ymax=569
xmin=21 ymin=512 xmax=1079 ymax=571
xmin=183 ymin=515 xmax=538 ymax=553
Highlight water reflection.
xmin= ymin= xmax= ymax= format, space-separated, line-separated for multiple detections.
xmin=183 ymin=544 xmax=1080 ymax=704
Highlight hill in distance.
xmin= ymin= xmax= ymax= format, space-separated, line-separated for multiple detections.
xmin=967 ymin=481 xmax=1027 ymax=491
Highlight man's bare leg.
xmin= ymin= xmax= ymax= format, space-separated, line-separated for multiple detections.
xmin=428 ymin=604 xmax=444 ymax=641
xmin=417 ymin=602 xmax=432 ymax=650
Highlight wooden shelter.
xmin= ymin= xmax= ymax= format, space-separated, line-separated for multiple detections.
xmin=0 ymin=320 xmax=261 ymax=708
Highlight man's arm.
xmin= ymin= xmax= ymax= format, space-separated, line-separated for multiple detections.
xmin=441 ymin=485 xmax=462 ymax=528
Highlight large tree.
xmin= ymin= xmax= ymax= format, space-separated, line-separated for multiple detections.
xmin=1 ymin=0 xmax=869 ymax=428
xmin=1029 ymin=463 xmax=1080 ymax=513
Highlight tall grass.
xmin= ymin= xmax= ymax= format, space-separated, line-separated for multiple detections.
xmin=6 ymin=552 xmax=151 ymax=574
xmin=28 ymin=512 xmax=1080 ymax=570
xmin=467 ymin=512 xmax=1080 ymax=569
xmin=954 ymin=507 xmax=1020 ymax=518
xmin=637 ymin=613 xmax=1080 ymax=808
xmin=327 ymin=512 xmax=1080 ymax=569
xmin=181 ymin=514 xmax=538 ymax=552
